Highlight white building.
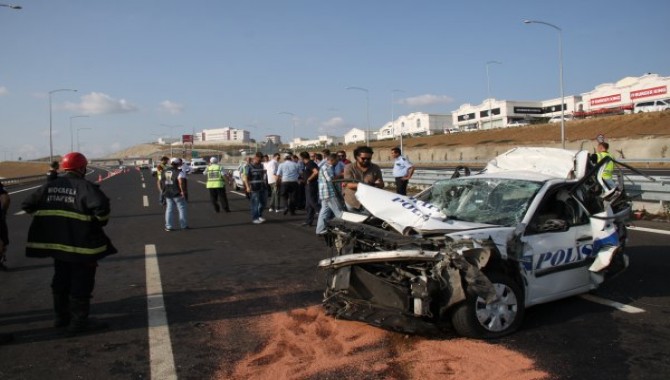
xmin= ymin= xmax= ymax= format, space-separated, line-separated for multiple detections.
xmin=157 ymin=137 xmax=180 ymax=145
xmin=289 ymin=135 xmax=343 ymax=150
xmin=377 ymin=112 xmax=452 ymax=140
xmin=452 ymin=96 xmax=582 ymax=130
xmin=451 ymin=73 xmax=669 ymax=130
xmin=264 ymin=135 xmax=282 ymax=145
xmin=344 ymin=128 xmax=376 ymax=145
xmin=200 ymin=127 xmax=250 ymax=143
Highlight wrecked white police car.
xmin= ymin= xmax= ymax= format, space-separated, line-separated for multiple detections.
xmin=318 ymin=147 xmax=631 ymax=339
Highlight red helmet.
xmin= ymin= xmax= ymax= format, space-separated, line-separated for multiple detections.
xmin=61 ymin=152 xmax=88 ymax=171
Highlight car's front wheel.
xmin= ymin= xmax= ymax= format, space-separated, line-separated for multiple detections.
xmin=450 ymin=273 xmax=524 ymax=339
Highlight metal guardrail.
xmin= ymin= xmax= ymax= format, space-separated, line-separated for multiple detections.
xmin=0 ymin=174 xmax=46 ymax=187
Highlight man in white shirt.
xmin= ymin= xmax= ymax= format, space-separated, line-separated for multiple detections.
xmin=263 ymin=153 xmax=280 ymax=211
xmin=391 ymin=147 xmax=414 ymax=195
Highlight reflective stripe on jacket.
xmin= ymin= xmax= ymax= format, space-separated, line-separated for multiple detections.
xmin=21 ymin=173 xmax=117 ymax=262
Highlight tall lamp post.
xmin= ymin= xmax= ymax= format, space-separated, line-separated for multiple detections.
xmin=278 ymin=112 xmax=296 ymax=147
xmin=49 ymin=88 xmax=77 ymax=162
xmin=76 ymin=127 xmax=91 ymax=152
xmin=346 ymin=86 xmax=370 ymax=145
xmin=69 ymin=115 xmax=89 ymax=152
xmin=160 ymin=124 xmax=182 ymax=157
xmin=391 ymin=89 xmax=404 ymax=152
xmin=485 ymin=61 xmax=502 ymax=129
xmin=0 ymin=3 xmax=22 ymax=9
xmin=523 ymin=19 xmax=565 ymax=148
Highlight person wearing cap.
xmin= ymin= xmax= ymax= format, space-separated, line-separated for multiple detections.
xmin=203 ymin=156 xmax=230 ymax=213
xmin=22 ymin=152 xmax=117 ymax=335
xmin=160 ymin=158 xmax=189 ymax=231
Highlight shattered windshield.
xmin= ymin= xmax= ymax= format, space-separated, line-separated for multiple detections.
xmin=423 ymin=178 xmax=543 ymax=226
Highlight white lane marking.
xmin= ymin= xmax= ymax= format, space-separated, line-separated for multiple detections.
xmin=142 ymin=183 xmax=146 ymax=189
xmin=143 ymin=195 xmax=149 ymax=207
xmin=627 ymin=225 xmax=670 ymax=236
xmin=145 ymin=244 xmax=177 ymax=380
xmin=230 ymin=190 xmax=246 ymax=196
xmin=8 ymin=184 xmax=43 ymax=195
xmin=579 ymin=294 xmax=645 ymax=314
xmin=14 ymin=210 xmax=26 ymax=215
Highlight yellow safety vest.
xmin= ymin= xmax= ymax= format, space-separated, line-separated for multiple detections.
xmin=596 ymin=151 xmax=614 ymax=180
xmin=205 ymin=164 xmax=225 ymax=188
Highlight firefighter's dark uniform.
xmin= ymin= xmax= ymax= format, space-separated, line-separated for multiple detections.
xmin=22 ymin=171 xmax=117 ymax=333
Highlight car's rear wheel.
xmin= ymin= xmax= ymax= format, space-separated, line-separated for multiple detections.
xmin=450 ymin=273 xmax=524 ymax=339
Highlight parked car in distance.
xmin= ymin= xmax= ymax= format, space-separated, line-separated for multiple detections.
xmin=506 ymin=120 xmax=530 ymax=127
xmin=444 ymin=127 xmax=460 ymax=134
xmin=190 ymin=158 xmax=208 ymax=173
xmin=634 ymin=99 xmax=670 ymax=113
xmin=548 ymin=115 xmax=574 ymax=123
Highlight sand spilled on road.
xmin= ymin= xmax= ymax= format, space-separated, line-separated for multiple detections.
xmin=221 ymin=306 xmax=549 ymax=380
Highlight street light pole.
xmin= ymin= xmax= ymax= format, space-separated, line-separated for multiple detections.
xmin=523 ymin=19 xmax=565 ymax=148
xmin=485 ymin=61 xmax=502 ymax=130
xmin=49 ymin=88 xmax=77 ymax=162
xmin=391 ymin=89 xmax=404 ymax=152
xmin=160 ymin=124 xmax=182 ymax=157
xmin=346 ymin=86 xmax=370 ymax=145
xmin=76 ymin=127 xmax=91 ymax=152
xmin=278 ymin=112 xmax=296 ymax=147
xmin=69 ymin=115 xmax=89 ymax=152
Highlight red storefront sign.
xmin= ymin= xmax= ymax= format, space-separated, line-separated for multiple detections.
xmin=630 ymin=86 xmax=667 ymax=100
xmin=590 ymin=94 xmax=621 ymax=106
xmin=182 ymin=134 xmax=193 ymax=143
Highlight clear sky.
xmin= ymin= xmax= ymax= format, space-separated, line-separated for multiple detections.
xmin=1 ymin=0 xmax=668 ymax=160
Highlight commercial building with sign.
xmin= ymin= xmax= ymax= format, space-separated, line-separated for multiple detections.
xmin=451 ymin=73 xmax=669 ymax=130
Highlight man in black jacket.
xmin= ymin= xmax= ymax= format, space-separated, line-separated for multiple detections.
xmin=22 ymin=152 xmax=117 ymax=335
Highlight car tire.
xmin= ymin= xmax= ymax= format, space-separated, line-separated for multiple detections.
xmin=450 ymin=272 xmax=524 ymax=339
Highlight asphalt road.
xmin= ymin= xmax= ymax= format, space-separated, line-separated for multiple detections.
xmin=0 ymin=168 xmax=668 ymax=379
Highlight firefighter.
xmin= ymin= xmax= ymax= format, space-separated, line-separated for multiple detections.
xmin=22 ymin=152 xmax=117 ymax=335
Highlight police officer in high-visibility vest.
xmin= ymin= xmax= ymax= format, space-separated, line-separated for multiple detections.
xmin=204 ymin=157 xmax=230 ymax=213
xmin=596 ymin=142 xmax=615 ymax=189
xmin=22 ymin=152 xmax=117 ymax=335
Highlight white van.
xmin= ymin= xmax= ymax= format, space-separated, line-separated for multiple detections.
xmin=634 ymin=99 xmax=670 ymax=113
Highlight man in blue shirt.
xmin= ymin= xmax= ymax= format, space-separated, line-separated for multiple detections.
xmin=391 ymin=147 xmax=414 ymax=195
xmin=276 ymin=154 xmax=301 ymax=215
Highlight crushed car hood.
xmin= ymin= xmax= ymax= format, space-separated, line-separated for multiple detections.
xmin=355 ymin=184 xmax=492 ymax=235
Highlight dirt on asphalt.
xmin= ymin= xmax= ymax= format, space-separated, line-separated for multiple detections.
xmin=219 ymin=306 xmax=548 ymax=380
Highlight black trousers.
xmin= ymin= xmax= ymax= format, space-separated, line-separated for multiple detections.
xmin=304 ymin=182 xmax=319 ymax=225
xmin=395 ymin=177 xmax=409 ymax=195
xmin=51 ymin=259 xmax=97 ymax=299
xmin=280 ymin=181 xmax=299 ymax=213
xmin=208 ymin=187 xmax=229 ymax=212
